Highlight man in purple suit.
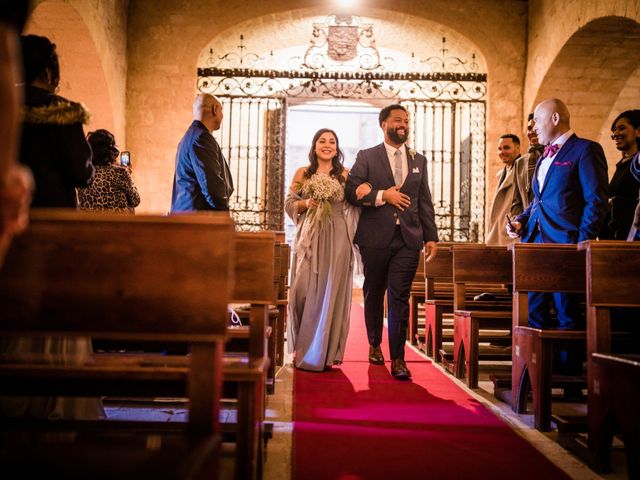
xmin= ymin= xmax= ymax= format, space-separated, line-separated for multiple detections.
xmin=509 ymin=98 xmax=608 ymax=375
xmin=346 ymin=104 xmax=438 ymax=379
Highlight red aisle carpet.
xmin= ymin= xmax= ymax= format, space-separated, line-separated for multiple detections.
xmin=293 ymin=303 xmax=570 ymax=480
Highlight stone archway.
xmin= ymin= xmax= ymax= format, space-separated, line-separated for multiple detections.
xmin=597 ymin=64 xmax=640 ymax=171
xmin=25 ymin=1 xmax=115 ymax=137
xmin=198 ymin=14 xmax=488 ymax=240
xmin=529 ymin=16 xmax=640 ymax=169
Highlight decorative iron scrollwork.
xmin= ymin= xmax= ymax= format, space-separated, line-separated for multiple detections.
xmin=199 ymin=16 xmax=487 ymax=239
xmin=416 ymin=37 xmax=480 ymax=74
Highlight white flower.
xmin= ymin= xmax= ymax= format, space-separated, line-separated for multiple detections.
xmin=409 ymin=148 xmax=416 ymax=160
xmin=301 ymin=173 xmax=343 ymax=225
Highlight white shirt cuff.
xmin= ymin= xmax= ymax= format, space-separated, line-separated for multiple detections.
xmin=375 ymin=190 xmax=385 ymax=207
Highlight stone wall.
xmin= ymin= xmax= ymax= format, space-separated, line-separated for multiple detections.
xmin=525 ymin=0 xmax=640 ymax=171
xmin=29 ymin=1 xmax=640 ymax=226
xmin=126 ymin=0 xmax=527 ymax=213
xmin=26 ymin=0 xmax=129 ymax=144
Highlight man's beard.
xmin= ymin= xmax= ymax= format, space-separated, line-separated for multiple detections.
xmin=387 ymin=126 xmax=408 ymax=145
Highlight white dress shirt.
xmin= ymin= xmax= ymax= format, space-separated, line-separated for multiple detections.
xmin=537 ymin=130 xmax=573 ymax=189
xmin=375 ymin=142 xmax=408 ymax=206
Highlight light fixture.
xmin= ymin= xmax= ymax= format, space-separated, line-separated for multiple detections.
xmin=335 ymin=0 xmax=358 ymax=10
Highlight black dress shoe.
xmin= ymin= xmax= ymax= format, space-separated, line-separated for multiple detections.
xmin=368 ymin=345 xmax=384 ymax=365
xmin=391 ymin=358 xmax=411 ymax=379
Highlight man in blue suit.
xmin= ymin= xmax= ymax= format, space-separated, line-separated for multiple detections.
xmin=346 ymin=104 xmax=438 ymax=379
xmin=171 ymin=94 xmax=233 ymax=212
xmin=509 ymin=98 xmax=608 ymax=374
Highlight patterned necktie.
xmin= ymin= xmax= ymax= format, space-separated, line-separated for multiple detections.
xmin=542 ymin=143 xmax=559 ymax=159
xmin=394 ymin=149 xmax=403 ymax=186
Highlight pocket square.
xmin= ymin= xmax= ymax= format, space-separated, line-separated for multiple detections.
xmin=412 ymin=167 xmax=420 ymax=173
xmin=553 ymin=160 xmax=572 ymax=166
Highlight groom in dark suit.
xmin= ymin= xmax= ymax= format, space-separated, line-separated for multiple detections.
xmin=509 ymin=98 xmax=608 ymax=375
xmin=346 ymin=104 xmax=438 ymax=379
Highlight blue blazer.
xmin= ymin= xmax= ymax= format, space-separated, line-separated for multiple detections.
xmin=171 ymin=121 xmax=233 ymax=212
xmin=345 ymin=143 xmax=438 ymax=249
xmin=515 ymin=134 xmax=608 ymax=243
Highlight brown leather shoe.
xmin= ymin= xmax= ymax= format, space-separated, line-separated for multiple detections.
xmin=368 ymin=345 xmax=384 ymax=365
xmin=391 ymin=358 xmax=411 ymax=380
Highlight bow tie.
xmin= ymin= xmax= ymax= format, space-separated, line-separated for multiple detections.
xmin=542 ymin=144 xmax=560 ymax=158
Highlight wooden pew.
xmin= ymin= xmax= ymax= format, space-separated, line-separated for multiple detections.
xmin=577 ymin=240 xmax=640 ymax=475
xmin=419 ymin=243 xmax=510 ymax=361
xmin=408 ymin=250 xmax=425 ymax=344
xmin=231 ymin=235 xmax=286 ymax=395
xmin=0 ymin=209 xmax=235 ymax=479
xmin=420 ymin=243 xmax=454 ymax=358
xmin=275 ymin=233 xmax=291 ymax=368
xmin=589 ymin=353 xmax=640 ymax=477
xmin=225 ymin=231 xmax=275 ymax=480
xmin=448 ymin=244 xmax=512 ymax=388
xmin=509 ymin=243 xmax=586 ymax=431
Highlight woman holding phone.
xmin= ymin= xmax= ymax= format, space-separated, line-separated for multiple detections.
xmin=78 ymin=129 xmax=140 ymax=213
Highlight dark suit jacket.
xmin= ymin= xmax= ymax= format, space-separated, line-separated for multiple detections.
xmin=515 ymin=134 xmax=608 ymax=243
xmin=345 ymin=143 xmax=438 ymax=249
xmin=171 ymin=120 xmax=233 ymax=212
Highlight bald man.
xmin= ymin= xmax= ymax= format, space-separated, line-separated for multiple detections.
xmin=171 ymin=93 xmax=234 ymax=212
xmin=509 ymin=98 xmax=608 ymax=376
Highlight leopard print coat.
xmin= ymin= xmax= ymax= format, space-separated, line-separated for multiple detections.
xmin=77 ymin=165 xmax=140 ymax=212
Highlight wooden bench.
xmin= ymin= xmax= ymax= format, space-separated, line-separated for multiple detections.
xmin=0 ymin=209 xmax=235 ymax=479
xmin=448 ymin=244 xmax=512 ymax=388
xmin=95 ymin=231 xmax=275 ymax=480
xmin=419 ymin=243 xmax=454 ymax=358
xmin=408 ymin=250 xmax=425 ymax=344
xmin=232 ymin=235 xmax=287 ymax=395
xmin=275 ymin=233 xmax=291 ymax=368
xmin=577 ymin=240 xmax=640 ymax=475
xmin=225 ymin=231 xmax=275 ymax=480
xmin=509 ymin=243 xmax=586 ymax=431
xmin=589 ymin=353 xmax=640 ymax=477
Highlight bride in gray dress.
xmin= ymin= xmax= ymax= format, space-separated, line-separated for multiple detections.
xmin=285 ymin=128 xmax=360 ymax=371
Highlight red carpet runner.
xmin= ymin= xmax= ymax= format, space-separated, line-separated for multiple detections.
xmin=293 ymin=303 xmax=570 ymax=480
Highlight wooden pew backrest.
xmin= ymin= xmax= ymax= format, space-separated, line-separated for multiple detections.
xmin=509 ymin=243 xmax=585 ymax=294
xmin=452 ymin=244 xmax=512 ymax=284
xmin=424 ymin=242 xmax=454 ymax=299
xmin=0 ymin=209 xmax=234 ymax=340
xmin=578 ymin=241 xmax=640 ymax=307
xmin=0 ymin=209 xmax=235 ymax=434
xmin=233 ymin=232 xmax=276 ymax=306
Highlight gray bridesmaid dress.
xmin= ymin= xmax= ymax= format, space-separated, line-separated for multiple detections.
xmin=286 ymin=183 xmax=355 ymax=371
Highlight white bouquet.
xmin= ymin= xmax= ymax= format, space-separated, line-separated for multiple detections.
xmin=300 ymin=173 xmax=344 ymax=224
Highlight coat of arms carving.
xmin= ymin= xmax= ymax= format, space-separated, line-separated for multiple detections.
xmin=327 ymin=25 xmax=358 ymax=62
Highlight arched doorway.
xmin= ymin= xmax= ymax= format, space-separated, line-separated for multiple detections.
xmin=529 ymin=16 xmax=640 ymax=170
xmin=25 ymin=1 xmax=115 ymax=137
xmin=198 ymin=15 xmax=487 ymax=241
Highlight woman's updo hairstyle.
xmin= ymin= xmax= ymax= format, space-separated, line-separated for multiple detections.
xmin=87 ymin=129 xmax=119 ymax=167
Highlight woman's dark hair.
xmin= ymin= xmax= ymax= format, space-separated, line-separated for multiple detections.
xmin=87 ymin=129 xmax=119 ymax=166
xmin=304 ymin=128 xmax=345 ymax=183
xmin=611 ymin=109 xmax=640 ymax=148
xmin=20 ymin=34 xmax=60 ymax=89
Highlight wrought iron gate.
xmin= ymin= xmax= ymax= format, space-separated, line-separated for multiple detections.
xmin=197 ymin=17 xmax=487 ymax=241
xmin=216 ymin=96 xmax=286 ymax=231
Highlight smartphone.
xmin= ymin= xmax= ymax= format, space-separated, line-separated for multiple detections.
xmin=120 ymin=151 xmax=131 ymax=167
xmin=505 ymin=214 xmax=515 ymax=230
xmin=505 ymin=214 xmax=519 ymax=236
